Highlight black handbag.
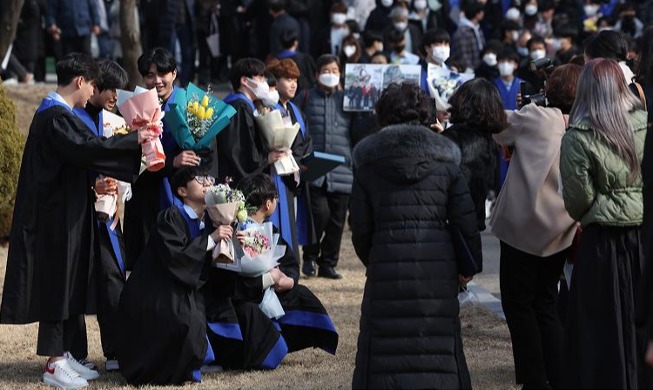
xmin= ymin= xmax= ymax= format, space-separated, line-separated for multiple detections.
xmin=450 ymin=225 xmax=481 ymax=277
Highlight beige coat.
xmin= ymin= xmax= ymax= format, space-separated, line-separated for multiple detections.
xmin=489 ymin=104 xmax=576 ymax=257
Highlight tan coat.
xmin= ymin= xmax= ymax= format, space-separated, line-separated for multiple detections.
xmin=489 ymin=104 xmax=576 ymax=257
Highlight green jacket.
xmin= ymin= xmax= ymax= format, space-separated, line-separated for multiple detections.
xmin=560 ymin=110 xmax=647 ymax=227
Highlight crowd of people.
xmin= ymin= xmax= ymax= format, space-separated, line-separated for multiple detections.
xmin=3 ymin=0 xmax=653 ymax=389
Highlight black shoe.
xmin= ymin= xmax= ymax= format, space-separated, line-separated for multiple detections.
xmin=318 ymin=266 xmax=342 ymax=279
xmin=302 ymin=260 xmax=316 ymax=277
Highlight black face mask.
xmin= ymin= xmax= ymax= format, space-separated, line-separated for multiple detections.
xmin=394 ymin=44 xmax=406 ymax=53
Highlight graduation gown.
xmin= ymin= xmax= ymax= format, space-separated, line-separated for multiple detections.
xmin=117 ymin=205 xmax=213 ymax=385
xmin=0 ymin=98 xmax=141 ymax=324
xmin=202 ymin=226 xmax=338 ymax=370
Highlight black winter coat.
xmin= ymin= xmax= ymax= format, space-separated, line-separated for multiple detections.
xmin=443 ymin=122 xmax=498 ymax=231
xmin=350 ymin=124 xmax=481 ymax=389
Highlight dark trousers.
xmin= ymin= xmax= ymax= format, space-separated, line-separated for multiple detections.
xmin=302 ymin=185 xmax=349 ymax=268
xmin=61 ymin=35 xmax=91 ymax=57
xmin=500 ymin=241 xmax=568 ymax=389
xmin=37 ymin=315 xmax=88 ymax=357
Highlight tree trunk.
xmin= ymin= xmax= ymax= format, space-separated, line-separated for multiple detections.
xmin=0 ymin=0 xmax=25 ymax=67
xmin=120 ymin=0 xmax=143 ymax=89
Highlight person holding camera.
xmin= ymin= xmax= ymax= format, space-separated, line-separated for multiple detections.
xmin=490 ymin=63 xmax=582 ymax=389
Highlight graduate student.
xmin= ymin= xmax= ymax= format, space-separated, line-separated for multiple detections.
xmin=72 ymin=58 xmax=130 ymax=372
xmin=202 ymin=173 xmax=339 ymax=371
xmin=0 ymin=53 xmax=154 ymax=389
xmin=117 ymin=166 xmax=232 ymax=385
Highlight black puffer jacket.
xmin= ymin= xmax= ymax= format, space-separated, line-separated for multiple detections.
xmin=443 ymin=123 xmax=498 ymax=231
xmin=350 ymin=124 xmax=481 ymax=389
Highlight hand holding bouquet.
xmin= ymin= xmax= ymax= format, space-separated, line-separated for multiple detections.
xmin=204 ymin=178 xmax=248 ymax=263
xmin=254 ymin=109 xmax=300 ymax=176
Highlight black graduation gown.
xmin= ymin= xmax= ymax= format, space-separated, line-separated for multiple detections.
xmin=117 ymin=206 xmax=212 ymax=386
xmin=202 ymin=229 xmax=338 ymax=370
xmin=0 ymin=102 xmax=141 ymax=324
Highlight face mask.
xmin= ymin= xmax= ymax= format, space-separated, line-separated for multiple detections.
xmin=343 ymin=45 xmax=357 ymax=57
xmin=381 ymin=0 xmax=393 ymax=7
xmin=414 ymin=0 xmax=427 ymax=10
xmin=525 ymin=4 xmax=538 ymax=16
xmin=376 ymin=42 xmax=384 ymax=52
xmin=506 ymin=7 xmax=520 ymax=21
xmin=517 ymin=46 xmax=529 ymax=57
xmin=431 ymin=46 xmax=450 ymax=63
xmin=331 ymin=13 xmax=347 ymax=25
xmin=511 ymin=31 xmax=519 ymax=42
xmin=318 ymin=73 xmax=340 ymax=88
xmin=498 ymin=62 xmax=515 ymax=76
xmin=394 ymin=22 xmax=408 ymax=31
xmin=584 ymin=4 xmax=599 ymax=17
xmin=530 ymin=49 xmax=546 ymax=60
xmin=245 ymin=78 xmax=270 ymax=99
xmin=549 ymin=38 xmax=562 ymax=52
xmin=483 ymin=53 xmax=497 ymax=66
xmin=261 ymin=90 xmax=280 ymax=106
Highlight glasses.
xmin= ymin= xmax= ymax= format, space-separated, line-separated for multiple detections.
xmin=194 ymin=176 xmax=215 ymax=185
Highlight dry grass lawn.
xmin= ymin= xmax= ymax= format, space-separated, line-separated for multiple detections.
xmin=0 ymin=85 xmax=518 ymax=389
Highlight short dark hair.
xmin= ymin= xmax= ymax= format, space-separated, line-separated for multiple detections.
xmin=237 ymin=174 xmax=278 ymax=210
xmin=267 ymin=0 xmax=287 ymax=12
xmin=316 ymin=54 xmax=340 ymax=72
xmin=95 ymin=59 xmax=128 ymax=91
xmin=264 ymin=70 xmax=277 ymax=88
xmin=546 ymin=63 xmax=582 ymax=114
xmin=386 ymin=27 xmax=405 ymax=44
xmin=363 ymin=30 xmax=383 ymax=48
xmin=229 ymin=58 xmax=267 ymax=90
xmin=553 ymin=24 xmax=578 ymax=40
xmin=137 ymin=47 xmax=176 ymax=77
xmin=421 ymin=28 xmax=450 ymax=56
xmin=481 ymin=39 xmax=503 ymax=55
xmin=527 ymin=35 xmax=546 ymax=50
xmin=584 ymin=30 xmax=629 ymax=61
xmin=497 ymin=47 xmax=520 ymax=63
xmin=280 ymin=28 xmax=299 ymax=49
xmin=375 ymin=82 xmax=434 ymax=127
xmin=448 ymin=78 xmax=508 ymax=133
xmin=56 ymin=53 xmax=100 ymax=86
xmin=170 ymin=166 xmax=211 ymax=198
xmin=463 ymin=1 xmax=484 ymax=20
xmin=500 ymin=20 xmax=520 ymax=36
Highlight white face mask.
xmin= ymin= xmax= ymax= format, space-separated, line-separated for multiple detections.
xmin=343 ymin=45 xmax=357 ymax=57
xmin=381 ymin=0 xmax=393 ymax=7
xmin=505 ymin=7 xmax=520 ymax=21
xmin=498 ymin=62 xmax=515 ymax=77
xmin=431 ymin=45 xmax=450 ymax=63
xmin=584 ymin=4 xmax=599 ymax=17
xmin=414 ymin=0 xmax=427 ymax=10
xmin=331 ymin=13 xmax=347 ymax=25
xmin=245 ymin=78 xmax=270 ymax=99
xmin=530 ymin=49 xmax=546 ymax=60
xmin=549 ymin=38 xmax=562 ymax=52
xmin=511 ymin=31 xmax=519 ymax=42
xmin=376 ymin=42 xmax=384 ymax=52
xmin=483 ymin=53 xmax=497 ymax=66
xmin=318 ymin=73 xmax=340 ymax=88
xmin=261 ymin=90 xmax=280 ymax=106
xmin=525 ymin=4 xmax=538 ymax=16
xmin=394 ymin=22 xmax=408 ymax=31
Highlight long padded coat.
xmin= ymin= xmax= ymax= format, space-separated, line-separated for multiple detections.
xmin=350 ymin=124 xmax=482 ymax=389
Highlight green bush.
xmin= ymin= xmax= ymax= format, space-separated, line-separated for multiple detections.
xmin=0 ymin=86 xmax=24 ymax=241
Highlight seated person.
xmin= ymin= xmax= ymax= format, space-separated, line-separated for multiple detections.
xmin=116 ymin=166 xmax=232 ymax=385
xmin=202 ymin=173 xmax=339 ymax=370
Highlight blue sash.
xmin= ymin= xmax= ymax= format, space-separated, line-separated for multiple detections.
xmin=288 ymin=102 xmax=311 ymax=246
xmin=276 ymin=50 xmax=297 ymax=59
xmin=36 ymin=94 xmax=72 ymax=113
xmin=224 ymin=92 xmax=256 ymax=112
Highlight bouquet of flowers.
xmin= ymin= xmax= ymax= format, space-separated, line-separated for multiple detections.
xmin=426 ymin=64 xmax=474 ymax=111
xmin=216 ymin=221 xmax=287 ymax=319
xmin=204 ymin=178 xmax=248 ymax=263
xmin=165 ymin=83 xmax=236 ymax=151
xmin=94 ymin=110 xmax=133 ymax=231
xmin=254 ymin=108 xmax=300 ymax=176
xmin=117 ymin=87 xmax=166 ymax=172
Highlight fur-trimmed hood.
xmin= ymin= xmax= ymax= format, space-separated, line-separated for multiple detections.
xmin=353 ymin=124 xmax=461 ymax=183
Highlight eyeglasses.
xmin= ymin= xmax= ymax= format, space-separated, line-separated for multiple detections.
xmin=194 ymin=176 xmax=216 ymax=185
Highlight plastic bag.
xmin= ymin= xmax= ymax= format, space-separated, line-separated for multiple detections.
xmin=458 ymin=285 xmax=479 ymax=308
xmin=259 ymin=287 xmax=285 ymax=319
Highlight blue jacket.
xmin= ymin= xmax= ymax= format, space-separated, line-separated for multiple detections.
xmin=46 ymin=0 xmax=100 ymax=38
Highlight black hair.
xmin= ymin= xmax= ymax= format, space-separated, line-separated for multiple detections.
xmin=316 ymin=54 xmax=340 ymax=72
xmin=448 ymin=78 xmax=508 ymax=134
xmin=386 ymin=27 xmax=405 ymax=44
xmin=170 ymin=166 xmax=211 ymax=198
xmin=527 ymin=35 xmax=546 ymax=50
xmin=497 ymin=47 xmax=520 ymax=63
xmin=229 ymin=58 xmax=267 ymax=90
xmin=375 ymin=82 xmax=434 ymax=127
xmin=538 ymin=0 xmax=554 ymax=11
xmin=500 ymin=20 xmax=520 ymax=37
xmin=237 ymin=174 xmax=278 ymax=210
xmin=421 ymin=28 xmax=450 ymax=56
xmin=56 ymin=53 xmax=100 ymax=86
xmin=95 ymin=59 xmax=128 ymax=91
xmin=280 ymin=28 xmax=299 ymax=49
xmin=584 ymin=30 xmax=629 ymax=61
xmin=137 ymin=47 xmax=177 ymax=77
xmin=264 ymin=70 xmax=277 ymax=88
xmin=363 ymin=30 xmax=383 ymax=47
xmin=553 ymin=24 xmax=578 ymax=40
xmin=370 ymin=51 xmax=390 ymax=63
xmin=267 ymin=0 xmax=287 ymax=12
xmin=481 ymin=39 xmax=504 ymax=55
xmin=463 ymin=1 xmax=485 ymax=20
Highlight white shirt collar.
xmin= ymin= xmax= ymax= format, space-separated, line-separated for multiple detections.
xmin=46 ymin=91 xmax=73 ymax=111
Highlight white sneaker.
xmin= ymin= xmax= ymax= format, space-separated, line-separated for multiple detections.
xmin=105 ymin=359 xmax=119 ymax=372
xmin=63 ymin=352 xmax=100 ymax=380
xmin=43 ymin=359 xmax=88 ymax=389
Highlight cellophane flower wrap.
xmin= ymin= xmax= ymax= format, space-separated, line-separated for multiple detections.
xmin=117 ymin=87 xmax=166 ymax=172
xmin=215 ymin=221 xmax=287 ymax=319
xmin=254 ymin=108 xmax=300 ymax=176
xmin=94 ymin=110 xmax=133 ymax=232
xmin=204 ymin=179 xmax=248 ymax=264
xmin=165 ymin=82 xmax=237 ymax=151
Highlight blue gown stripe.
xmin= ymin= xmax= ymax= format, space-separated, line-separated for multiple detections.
xmin=207 ymin=322 xmax=244 ymax=341
xmin=258 ymin=335 xmax=288 ymax=370
xmin=287 ymin=101 xmax=310 ymax=245
xmin=224 ymin=92 xmax=256 ymax=112
xmin=191 ymin=334 xmax=215 ymax=382
xmin=162 ymin=178 xmax=184 ymax=210
xmin=278 ymin=310 xmax=338 ymax=333
xmin=276 ymin=50 xmax=297 ymax=59
xmin=37 ymin=97 xmax=72 ymax=113
xmin=105 ymin=219 xmax=126 ymax=276
xmin=269 ymin=175 xmax=294 ymax=251
xmin=175 ymin=204 xmax=202 ymax=239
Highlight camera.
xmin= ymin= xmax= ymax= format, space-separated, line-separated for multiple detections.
xmin=519 ymin=81 xmax=547 ymax=108
xmin=529 ymin=57 xmax=554 ymax=73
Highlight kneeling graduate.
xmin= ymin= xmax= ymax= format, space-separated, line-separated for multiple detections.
xmin=116 ymin=166 xmax=232 ymax=385
xmin=202 ymin=173 xmax=339 ymax=371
